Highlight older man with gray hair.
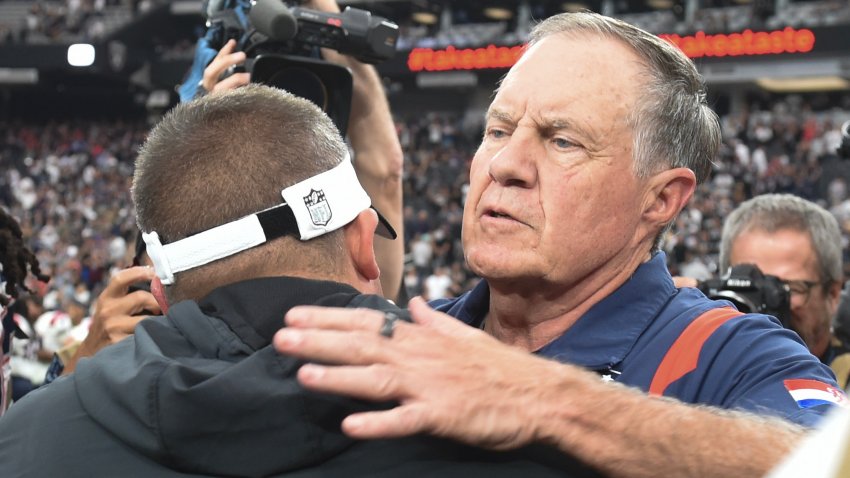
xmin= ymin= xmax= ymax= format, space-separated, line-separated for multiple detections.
xmin=720 ymin=193 xmax=850 ymax=388
xmin=275 ymin=11 xmax=845 ymax=478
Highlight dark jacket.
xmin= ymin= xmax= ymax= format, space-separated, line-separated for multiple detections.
xmin=0 ymin=276 xmax=596 ymax=478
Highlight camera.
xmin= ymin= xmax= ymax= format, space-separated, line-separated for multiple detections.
xmin=697 ymin=263 xmax=792 ymax=328
xmin=194 ymin=0 xmax=399 ymax=134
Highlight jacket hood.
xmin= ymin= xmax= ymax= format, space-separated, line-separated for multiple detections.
xmin=74 ymin=276 xmax=401 ymax=477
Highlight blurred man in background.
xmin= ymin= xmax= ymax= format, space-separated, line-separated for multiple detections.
xmin=719 ymin=193 xmax=850 ymax=388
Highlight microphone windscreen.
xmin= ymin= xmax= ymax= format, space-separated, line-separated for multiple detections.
xmin=249 ymin=0 xmax=298 ymax=41
xmin=205 ymin=0 xmax=226 ymax=19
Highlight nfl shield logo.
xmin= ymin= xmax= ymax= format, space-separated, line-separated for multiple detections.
xmin=304 ymin=189 xmax=332 ymax=226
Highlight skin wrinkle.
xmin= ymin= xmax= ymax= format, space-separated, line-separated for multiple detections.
xmin=463 ymin=35 xmax=660 ymax=351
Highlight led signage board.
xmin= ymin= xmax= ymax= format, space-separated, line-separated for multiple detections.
xmin=401 ymin=27 xmax=828 ymax=73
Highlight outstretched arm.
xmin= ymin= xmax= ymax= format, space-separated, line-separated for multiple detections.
xmin=274 ymin=297 xmax=805 ymax=478
xmin=306 ymin=0 xmax=404 ymax=301
xmin=193 ymin=2 xmax=404 ymax=300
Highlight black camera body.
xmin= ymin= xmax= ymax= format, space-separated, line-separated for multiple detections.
xmin=202 ymin=0 xmax=399 ymax=134
xmin=697 ymin=263 xmax=792 ymax=328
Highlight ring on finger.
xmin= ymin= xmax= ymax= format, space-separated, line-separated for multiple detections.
xmin=379 ymin=311 xmax=401 ymax=338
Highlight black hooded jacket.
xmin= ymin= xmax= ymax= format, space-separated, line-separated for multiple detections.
xmin=0 ymin=276 xmax=598 ymax=478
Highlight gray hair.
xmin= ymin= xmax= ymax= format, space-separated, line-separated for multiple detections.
xmin=529 ymin=13 xmax=721 ymax=250
xmin=719 ymin=194 xmax=843 ymax=285
xmin=529 ymin=12 xmax=720 ymax=184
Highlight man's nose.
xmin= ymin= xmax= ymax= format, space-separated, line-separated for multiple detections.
xmin=487 ymin=131 xmax=538 ymax=188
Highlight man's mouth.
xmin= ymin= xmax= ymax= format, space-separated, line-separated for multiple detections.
xmin=487 ymin=210 xmax=512 ymax=219
xmin=483 ymin=208 xmax=525 ymax=225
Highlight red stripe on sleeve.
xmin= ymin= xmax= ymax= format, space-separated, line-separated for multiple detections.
xmin=649 ymin=307 xmax=742 ymax=396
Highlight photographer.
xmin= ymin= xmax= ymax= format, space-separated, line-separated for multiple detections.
xmin=55 ymin=233 xmax=160 ymax=376
xmin=718 ymin=193 xmax=850 ymax=388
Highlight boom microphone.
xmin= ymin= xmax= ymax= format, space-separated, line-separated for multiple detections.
xmin=248 ymin=0 xmax=298 ymax=41
xmin=205 ymin=0 xmax=227 ymax=18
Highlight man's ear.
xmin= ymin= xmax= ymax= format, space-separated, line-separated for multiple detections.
xmin=642 ymin=167 xmax=697 ymax=227
xmin=343 ymin=209 xmax=381 ymax=282
xmin=150 ymin=276 xmax=169 ymax=315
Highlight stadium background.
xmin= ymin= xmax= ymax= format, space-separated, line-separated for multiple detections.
xmin=1 ymin=0 xmax=850 ymax=308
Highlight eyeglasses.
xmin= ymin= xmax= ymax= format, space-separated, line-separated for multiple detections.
xmin=783 ymin=279 xmax=822 ymax=306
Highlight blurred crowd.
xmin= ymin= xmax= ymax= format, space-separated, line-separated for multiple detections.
xmin=0 ymin=120 xmax=145 ymax=391
xmin=1 ymin=120 xmax=146 ymax=298
xmin=5 ymin=0 xmax=850 ymax=49
xmin=0 ymin=0 xmax=155 ymax=45
xmin=669 ymin=96 xmax=850 ymax=282
xmin=1 ymin=94 xmax=849 ymax=389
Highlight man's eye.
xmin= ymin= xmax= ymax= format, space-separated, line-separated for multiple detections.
xmin=553 ymin=137 xmax=575 ymax=149
xmin=488 ymin=129 xmax=506 ymax=138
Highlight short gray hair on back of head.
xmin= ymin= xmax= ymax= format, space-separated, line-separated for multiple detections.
xmin=719 ymin=194 xmax=843 ymax=285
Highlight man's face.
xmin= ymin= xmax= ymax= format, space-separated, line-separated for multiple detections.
xmin=462 ymin=33 xmax=652 ymax=293
xmin=729 ymin=228 xmax=839 ymax=357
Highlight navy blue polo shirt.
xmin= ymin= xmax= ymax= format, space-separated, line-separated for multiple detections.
xmin=432 ymin=253 xmax=843 ymax=427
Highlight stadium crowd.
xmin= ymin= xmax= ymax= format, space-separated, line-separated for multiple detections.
xmin=0 ymin=0 xmax=144 ymax=44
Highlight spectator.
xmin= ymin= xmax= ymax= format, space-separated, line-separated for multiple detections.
xmin=0 ymin=207 xmax=49 ymax=415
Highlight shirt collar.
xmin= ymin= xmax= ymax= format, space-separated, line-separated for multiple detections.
xmin=537 ymin=252 xmax=676 ymax=369
xmin=450 ymin=279 xmax=490 ymax=328
xmin=197 ymin=276 xmax=362 ymax=350
xmin=460 ymin=253 xmax=676 ymax=370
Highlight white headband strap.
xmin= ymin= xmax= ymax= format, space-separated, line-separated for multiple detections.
xmin=143 ymin=155 xmax=393 ymax=285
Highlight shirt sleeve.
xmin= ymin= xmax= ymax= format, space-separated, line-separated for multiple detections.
xmin=690 ymin=314 xmax=844 ymax=428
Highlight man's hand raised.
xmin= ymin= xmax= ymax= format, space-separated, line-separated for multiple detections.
xmin=274 ymin=297 xmax=573 ymax=450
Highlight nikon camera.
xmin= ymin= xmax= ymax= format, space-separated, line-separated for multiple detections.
xmin=697 ymin=263 xmax=792 ymax=328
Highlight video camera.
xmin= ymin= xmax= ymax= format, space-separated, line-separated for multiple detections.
xmin=185 ymin=0 xmax=399 ymax=134
xmin=697 ymin=263 xmax=792 ymax=328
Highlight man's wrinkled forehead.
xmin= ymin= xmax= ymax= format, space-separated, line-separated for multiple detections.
xmin=484 ymin=106 xmax=605 ymax=148
xmin=489 ymin=34 xmax=640 ymax=134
